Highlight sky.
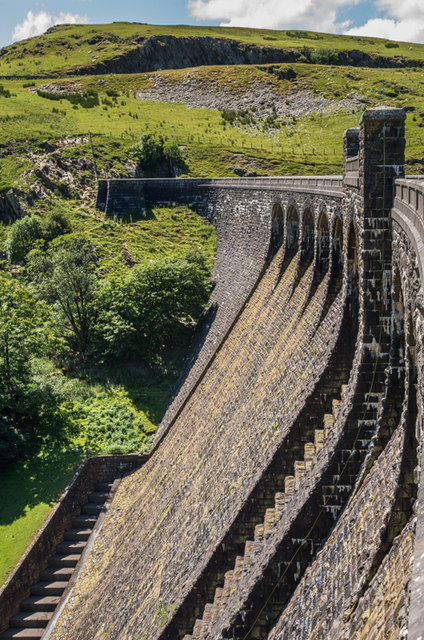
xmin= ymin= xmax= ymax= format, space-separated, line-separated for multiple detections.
xmin=1 ymin=0 xmax=424 ymax=49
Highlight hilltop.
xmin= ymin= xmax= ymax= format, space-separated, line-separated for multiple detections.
xmin=1 ymin=22 xmax=424 ymax=79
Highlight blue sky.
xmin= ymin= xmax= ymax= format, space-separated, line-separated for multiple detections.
xmin=1 ymin=0 xmax=424 ymax=49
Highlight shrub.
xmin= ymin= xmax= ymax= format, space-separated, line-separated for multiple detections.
xmin=5 ymin=215 xmax=43 ymax=264
xmin=310 ymin=48 xmax=339 ymax=65
xmin=28 ymin=233 xmax=99 ymax=353
xmin=131 ymin=133 xmax=187 ymax=177
xmin=39 ymin=209 xmax=71 ymax=242
xmin=37 ymin=89 xmax=99 ymax=108
xmin=96 ymin=253 xmax=212 ymax=361
xmin=74 ymin=389 xmax=145 ymax=454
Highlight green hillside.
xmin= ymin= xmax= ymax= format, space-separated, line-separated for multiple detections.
xmin=1 ymin=23 xmax=424 ymax=78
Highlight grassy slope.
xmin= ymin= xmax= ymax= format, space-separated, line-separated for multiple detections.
xmin=1 ymin=23 xmax=424 ymax=78
xmin=0 ymin=450 xmax=84 ymax=585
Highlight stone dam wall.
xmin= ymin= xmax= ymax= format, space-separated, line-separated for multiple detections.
xmin=16 ymin=107 xmax=424 ymax=640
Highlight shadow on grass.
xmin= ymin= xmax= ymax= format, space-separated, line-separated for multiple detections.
xmin=0 ymin=449 xmax=84 ymax=526
xmin=82 ymin=359 xmax=180 ymax=427
xmin=119 ymin=206 xmax=157 ymax=224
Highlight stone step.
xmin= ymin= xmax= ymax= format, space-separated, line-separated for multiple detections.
xmin=192 ymin=619 xmax=203 ymax=637
xmin=304 ymin=442 xmax=315 ymax=467
xmin=48 ymin=553 xmax=80 ymax=568
xmin=81 ymin=502 xmax=103 ymax=516
xmin=20 ymin=595 xmax=60 ymax=612
xmin=39 ymin=566 xmax=74 ymax=582
xmin=87 ymin=491 xmax=108 ymax=504
xmin=274 ymin=492 xmax=286 ymax=516
xmin=323 ymin=414 xmax=334 ymax=435
xmin=95 ymin=482 xmax=113 ymax=492
xmin=263 ymin=508 xmax=275 ymax=537
xmin=31 ymin=581 xmax=68 ymax=596
xmin=284 ymin=476 xmax=295 ymax=495
xmin=10 ymin=611 xmax=53 ymax=629
xmin=294 ymin=461 xmax=306 ymax=488
xmin=200 ymin=602 xmax=213 ymax=635
xmin=63 ymin=528 xmax=92 ymax=541
xmin=314 ymin=429 xmax=325 ymax=451
xmin=0 ymin=629 xmax=44 ymax=639
xmin=332 ymin=398 xmax=342 ymax=416
xmin=71 ymin=514 xmax=97 ymax=529
xmin=254 ymin=523 xmax=264 ymax=543
xmin=56 ymin=540 xmax=86 ymax=554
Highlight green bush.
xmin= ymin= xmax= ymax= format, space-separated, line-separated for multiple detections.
xmin=96 ymin=252 xmax=211 ymax=361
xmin=385 ymin=41 xmax=399 ymax=49
xmin=131 ymin=133 xmax=187 ymax=177
xmin=28 ymin=233 xmax=99 ymax=353
xmin=74 ymin=389 xmax=146 ymax=454
xmin=37 ymin=89 xmax=99 ymax=108
xmin=310 ymin=48 xmax=339 ymax=65
xmin=39 ymin=209 xmax=71 ymax=242
xmin=5 ymin=215 xmax=43 ymax=264
xmin=0 ymin=277 xmax=65 ymax=462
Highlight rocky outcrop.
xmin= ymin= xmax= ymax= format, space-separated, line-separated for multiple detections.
xmin=0 ymin=189 xmax=25 ymax=222
xmin=75 ymin=36 xmax=424 ymax=76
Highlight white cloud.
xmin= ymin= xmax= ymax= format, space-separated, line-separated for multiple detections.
xmin=188 ymin=0 xmax=424 ymax=43
xmin=188 ymin=0 xmax=359 ymax=34
xmin=12 ymin=10 xmax=88 ymax=43
xmin=344 ymin=17 xmax=424 ymax=43
xmin=344 ymin=0 xmax=424 ymax=43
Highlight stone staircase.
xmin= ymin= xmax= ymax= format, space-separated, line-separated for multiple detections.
xmin=0 ymin=482 xmax=115 ymax=640
xmin=182 ymin=389 xmax=348 ymax=640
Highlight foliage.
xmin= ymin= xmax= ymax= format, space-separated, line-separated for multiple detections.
xmin=131 ymin=133 xmax=187 ymax=177
xmin=5 ymin=211 xmax=71 ymax=265
xmin=0 ymin=85 xmax=11 ymax=98
xmin=37 ymin=89 xmax=99 ymax=109
xmin=310 ymin=48 xmax=340 ymax=65
xmin=96 ymin=252 xmax=211 ymax=361
xmin=73 ymin=388 xmax=150 ymax=454
xmin=0 ymin=277 xmax=61 ymax=461
xmin=5 ymin=216 xmax=43 ymax=264
xmin=28 ymin=233 xmax=99 ymax=353
xmin=39 ymin=209 xmax=72 ymax=242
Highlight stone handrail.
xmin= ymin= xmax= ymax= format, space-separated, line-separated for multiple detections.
xmin=99 ymin=175 xmax=344 ymax=198
xmin=392 ymin=178 xmax=424 ymax=281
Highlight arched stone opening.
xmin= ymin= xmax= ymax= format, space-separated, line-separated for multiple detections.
xmin=347 ymin=222 xmax=358 ymax=279
xmin=301 ymin=208 xmax=314 ymax=261
xmin=332 ymin=216 xmax=343 ymax=266
xmin=393 ymin=267 xmax=404 ymax=338
xmin=317 ymin=210 xmax=330 ymax=271
xmin=407 ymin=314 xmax=416 ymax=366
xmin=286 ymin=205 xmax=299 ymax=255
xmin=347 ymin=222 xmax=359 ymax=317
xmin=268 ymin=202 xmax=284 ymax=259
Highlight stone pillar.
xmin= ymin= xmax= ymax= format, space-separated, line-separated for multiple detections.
xmin=358 ymin=106 xmax=405 ymax=351
xmin=343 ymin=127 xmax=360 ymax=189
xmin=343 ymin=126 xmax=360 ymax=159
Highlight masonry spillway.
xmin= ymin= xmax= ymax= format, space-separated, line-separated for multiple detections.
xmin=49 ymin=239 xmax=348 ymax=639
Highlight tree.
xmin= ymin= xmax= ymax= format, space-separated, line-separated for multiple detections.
xmin=96 ymin=253 xmax=211 ymax=361
xmin=5 ymin=215 xmax=43 ymax=264
xmin=0 ymin=276 xmax=55 ymax=461
xmin=28 ymin=233 xmax=99 ymax=353
xmin=131 ymin=133 xmax=187 ymax=177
